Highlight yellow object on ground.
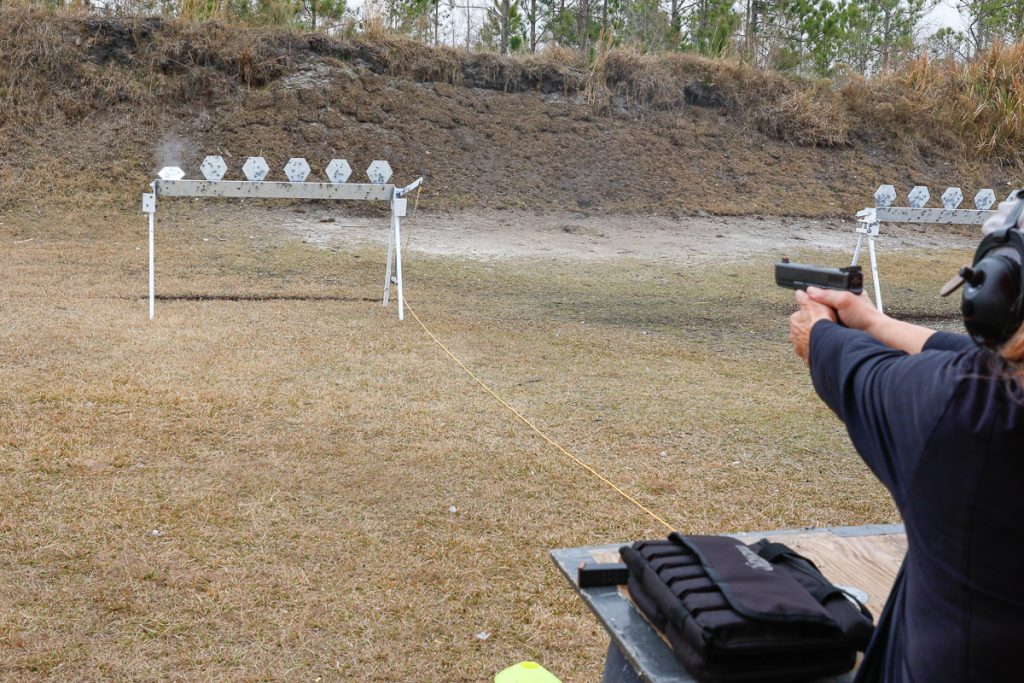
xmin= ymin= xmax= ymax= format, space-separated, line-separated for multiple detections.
xmin=494 ymin=661 xmax=562 ymax=683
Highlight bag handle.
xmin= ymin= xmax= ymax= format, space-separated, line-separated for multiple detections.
xmin=754 ymin=540 xmax=872 ymax=618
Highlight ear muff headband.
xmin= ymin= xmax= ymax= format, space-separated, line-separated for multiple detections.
xmin=963 ymin=227 xmax=1024 ymax=347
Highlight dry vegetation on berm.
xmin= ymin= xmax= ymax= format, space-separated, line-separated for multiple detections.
xmin=1 ymin=8 xmax=1023 ymax=216
xmin=1 ymin=203 xmax=968 ymax=680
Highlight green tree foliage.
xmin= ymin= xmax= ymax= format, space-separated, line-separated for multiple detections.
xmin=845 ymin=0 xmax=926 ymax=72
xmin=687 ymin=0 xmax=741 ymax=57
xmin=37 ymin=0 xmax=1024 ymax=80
xmin=481 ymin=0 xmax=525 ymax=52
xmin=535 ymin=0 xmax=600 ymax=52
xmin=734 ymin=0 xmax=923 ymax=75
xmin=299 ymin=0 xmax=346 ymax=29
xmin=954 ymin=0 xmax=1024 ymax=56
xmin=616 ymin=0 xmax=675 ymax=52
xmin=927 ymin=25 xmax=968 ymax=60
xmin=384 ymin=0 xmax=437 ymax=37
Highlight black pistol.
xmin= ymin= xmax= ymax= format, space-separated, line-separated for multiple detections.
xmin=775 ymin=259 xmax=864 ymax=294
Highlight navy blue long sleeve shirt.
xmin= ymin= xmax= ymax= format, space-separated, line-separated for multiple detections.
xmin=809 ymin=320 xmax=1024 ymax=682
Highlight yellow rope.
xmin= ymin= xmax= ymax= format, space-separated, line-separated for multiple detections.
xmin=411 ymin=184 xmax=422 ymax=221
xmin=402 ymin=298 xmax=676 ymax=533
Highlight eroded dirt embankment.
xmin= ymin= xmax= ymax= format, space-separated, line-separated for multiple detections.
xmin=0 ymin=10 xmax=1014 ymax=217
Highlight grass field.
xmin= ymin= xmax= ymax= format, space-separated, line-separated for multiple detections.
xmin=0 ymin=205 xmax=969 ymax=681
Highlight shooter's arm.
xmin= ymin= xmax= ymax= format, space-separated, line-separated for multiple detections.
xmin=805 ymin=288 xmax=936 ymax=355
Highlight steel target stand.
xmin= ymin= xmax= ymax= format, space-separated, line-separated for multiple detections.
xmin=142 ymin=155 xmax=422 ymax=321
xmin=852 ymin=184 xmax=998 ymax=313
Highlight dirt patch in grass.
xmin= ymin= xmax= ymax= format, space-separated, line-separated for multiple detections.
xmin=0 ymin=204 xmax=973 ymax=680
xmin=278 ymin=205 xmax=978 ymax=261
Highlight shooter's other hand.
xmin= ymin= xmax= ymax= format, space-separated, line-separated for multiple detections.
xmin=789 ymin=289 xmax=837 ymax=364
xmin=805 ymin=286 xmax=883 ymax=333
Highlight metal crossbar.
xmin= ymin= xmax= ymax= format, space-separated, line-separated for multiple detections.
xmin=154 ymin=180 xmax=395 ymax=201
xmin=141 ymin=156 xmax=422 ymax=321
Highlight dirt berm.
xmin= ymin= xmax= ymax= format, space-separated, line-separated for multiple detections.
xmin=0 ymin=9 xmax=1016 ymax=216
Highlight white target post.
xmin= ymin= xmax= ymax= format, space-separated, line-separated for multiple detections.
xmin=141 ymin=156 xmax=422 ymax=321
xmin=853 ymin=185 xmax=998 ymax=313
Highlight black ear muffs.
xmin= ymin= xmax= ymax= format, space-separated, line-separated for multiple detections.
xmin=962 ymin=227 xmax=1024 ymax=347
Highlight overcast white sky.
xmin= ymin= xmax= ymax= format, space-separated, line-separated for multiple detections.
xmin=923 ymin=0 xmax=966 ymax=33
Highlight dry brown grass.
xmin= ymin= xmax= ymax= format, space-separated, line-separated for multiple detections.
xmin=0 ymin=202 xmax=970 ymax=680
xmin=0 ymin=8 xmax=1018 ymax=154
xmin=587 ymin=49 xmax=850 ymax=146
xmin=898 ymin=44 xmax=1024 ymax=164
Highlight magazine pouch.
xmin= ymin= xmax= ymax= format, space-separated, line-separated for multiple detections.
xmin=620 ymin=534 xmax=874 ymax=683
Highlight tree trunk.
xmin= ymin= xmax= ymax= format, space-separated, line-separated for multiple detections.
xmin=881 ymin=9 xmax=890 ymax=72
xmin=530 ymin=0 xmax=537 ymax=51
xmin=500 ymin=0 xmax=510 ymax=53
xmin=578 ymin=0 xmax=590 ymax=55
xmin=744 ymin=0 xmax=752 ymax=58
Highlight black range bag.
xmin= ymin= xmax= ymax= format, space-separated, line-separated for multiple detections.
xmin=620 ymin=533 xmax=874 ymax=683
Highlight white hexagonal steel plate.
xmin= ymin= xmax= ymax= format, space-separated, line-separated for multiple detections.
xmin=242 ymin=156 xmax=270 ymax=182
xmin=284 ymin=157 xmax=311 ymax=183
xmin=158 ymin=166 xmax=186 ymax=181
xmin=200 ymin=156 xmax=228 ymax=181
xmin=975 ymin=189 xmax=996 ymax=211
xmin=874 ymin=185 xmax=896 ymax=208
xmin=366 ymin=160 xmax=393 ymax=185
xmin=907 ymin=186 xmax=930 ymax=208
xmin=326 ymin=159 xmax=352 ymax=184
xmin=941 ymin=187 xmax=963 ymax=210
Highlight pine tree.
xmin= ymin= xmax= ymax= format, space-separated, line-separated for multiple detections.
xmin=482 ymin=0 xmax=525 ymax=52
xmin=617 ymin=0 xmax=672 ymax=51
xmin=846 ymin=0 xmax=926 ymax=72
xmin=299 ymin=0 xmax=346 ymax=29
xmin=685 ymin=0 xmax=740 ymax=56
xmin=957 ymin=0 xmax=1024 ymax=56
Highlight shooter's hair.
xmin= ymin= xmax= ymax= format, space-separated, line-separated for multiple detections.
xmin=1001 ymin=324 xmax=1024 ymax=365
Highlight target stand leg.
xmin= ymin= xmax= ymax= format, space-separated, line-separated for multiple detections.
xmin=383 ymin=214 xmax=395 ymax=307
xmin=142 ymin=189 xmax=157 ymax=320
xmin=867 ymin=235 xmax=883 ymax=313
xmin=392 ymin=197 xmax=408 ymax=321
xmin=851 ymin=233 xmax=864 ymax=268
xmin=852 ymin=218 xmax=882 ymax=313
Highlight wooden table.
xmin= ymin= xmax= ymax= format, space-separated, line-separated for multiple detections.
xmin=551 ymin=524 xmax=907 ymax=683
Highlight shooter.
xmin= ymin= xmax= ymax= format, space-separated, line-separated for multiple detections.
xmin=785 ymin=192 xmax=1024 ymax=681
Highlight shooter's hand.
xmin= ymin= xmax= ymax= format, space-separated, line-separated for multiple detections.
xmin=805 ymin=286 xmax=883 ymax=333
xmin=805 ymin=286 xmax=937 ymax=354
xmin=789 ymin=289 xmax=837 ymax=364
